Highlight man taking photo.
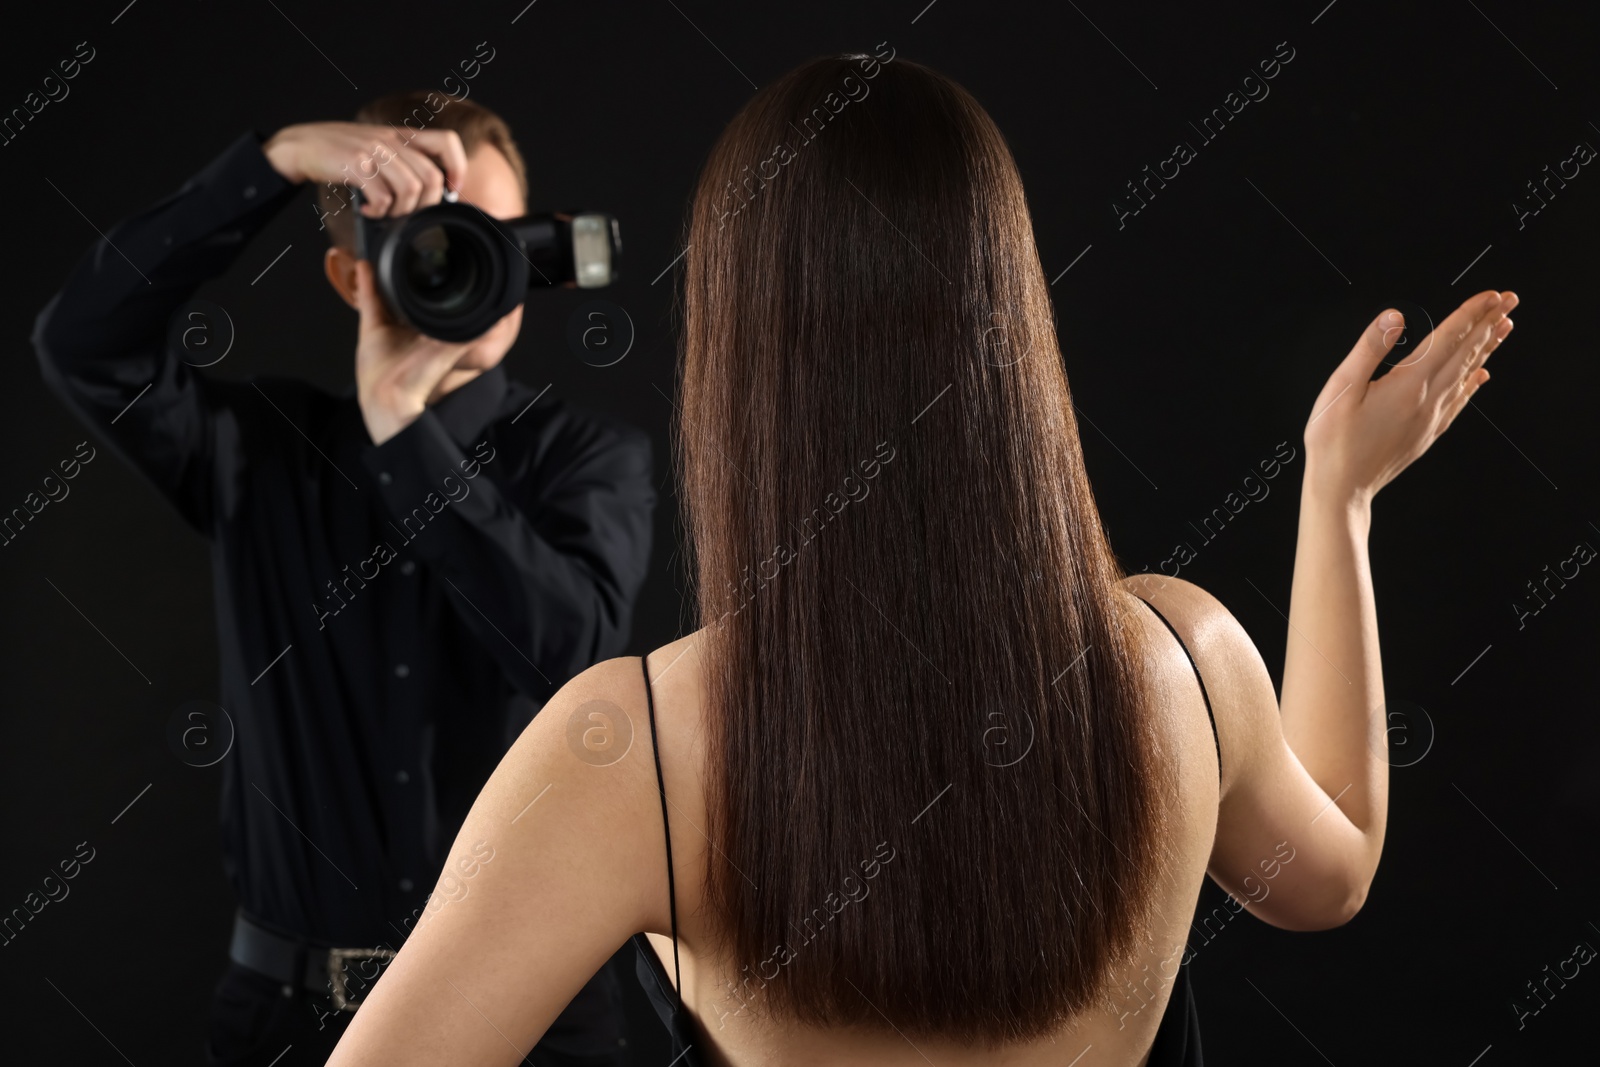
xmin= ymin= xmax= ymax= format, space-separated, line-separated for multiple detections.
xmin=31 ymin=91 xmax=654 ymax=1066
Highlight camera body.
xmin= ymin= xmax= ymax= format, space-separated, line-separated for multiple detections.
xmin=352 ymin=185 xmax=621 ymax=342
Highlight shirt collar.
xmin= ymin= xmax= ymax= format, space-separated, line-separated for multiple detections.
xmin=430 ymin=364 xmax=508 ymax=446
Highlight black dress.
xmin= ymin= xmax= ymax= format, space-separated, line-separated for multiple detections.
xmin=630 ymin=593 xmax=1214 ymax=1065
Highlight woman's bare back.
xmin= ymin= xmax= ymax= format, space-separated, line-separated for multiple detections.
xmin=636 ymin=580 xmax=1223 ymax=1067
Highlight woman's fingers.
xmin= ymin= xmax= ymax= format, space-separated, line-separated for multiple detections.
xmin=1469 ymin=294 xmax=1516 ymax=375
xmin=1398 ymin=290 xmax=1495 ymax=376
xmin=1434 ymin=365 xmax=1490 ymax=441
xmin=1474 ymin=313 xmax=1514 ymax=376
xmin=1303 ymin=288 xmax=1518 ymax=501
xmin=1327 ymin=307 xmax=1406 ymax=400
xmin=1426 ymin=293 xmax=1516 ymax=404
xmin=1417 ymin=290 xmax=1510 ymax=386
xmin=1430 ymin=307 xmax=1515 ymax=442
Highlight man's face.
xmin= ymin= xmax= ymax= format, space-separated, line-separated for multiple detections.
xmin=328 ymin=141 xmax=528 ymax=374
xmin=447 ymin=142 xmax=526 ymax=371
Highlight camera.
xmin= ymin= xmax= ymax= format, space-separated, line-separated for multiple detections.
xmin=352 ymin=185 xmax=621 ymax=342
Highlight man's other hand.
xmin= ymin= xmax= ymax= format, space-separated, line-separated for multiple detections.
xmin=352 ymin=258 xmax=477 ymax=445
xmin=261 ymin=122 xmax=469 ymax=216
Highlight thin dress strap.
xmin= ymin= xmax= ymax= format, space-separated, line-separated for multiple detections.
xmin=1131 ymin=595 xmax=1221 ymax=783
xmin=640 ymin=653 xmax=684 ymax=1009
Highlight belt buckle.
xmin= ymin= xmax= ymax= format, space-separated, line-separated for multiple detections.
xmin=327 ymin=946 xmax=397 ymax=1012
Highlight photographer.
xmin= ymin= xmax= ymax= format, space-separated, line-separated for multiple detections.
xmin=31 ymin=92 xmax=653 ymax=1066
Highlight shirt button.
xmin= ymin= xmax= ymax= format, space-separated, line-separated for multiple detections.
xmin=400 ymin=560 xmax=416 ymax=576
xmin=398 ymin=877 xmax=414 ymax=892
xmin=378 ymin=471 xmax=392 ymax=485
xmin=395 ymin=663 xmax=410 ymax=678
xmin=163 ymin=234 xmax=173 ymax=245
xmin=395 ymin=769 xmax=410 ymax=784
xmin=243 ymin=184 xmax=257 ymax=198
xmin=280 ymin=984 xmax=294 ymax=998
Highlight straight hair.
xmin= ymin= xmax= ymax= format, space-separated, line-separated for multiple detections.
xmin=676 ymin=53 xmax=1172 ymax=1046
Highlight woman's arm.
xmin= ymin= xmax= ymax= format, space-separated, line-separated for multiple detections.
xmin=1181 ymin=290 xmax=1517 ymax=929
xmin=1281 ymin=289 xmax=1517 ymax=877
xmin=323 ymin=655 xmax=661 ymax=1066
xmin=1275 ymin=468 xmax=1382 ymax=887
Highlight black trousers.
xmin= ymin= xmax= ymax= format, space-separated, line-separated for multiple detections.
xmin=204 ymin=955 xmax=628 ymax=1066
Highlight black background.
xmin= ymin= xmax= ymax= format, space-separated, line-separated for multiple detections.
xmin=2 ymin=1 xmax=1596 ymax=1063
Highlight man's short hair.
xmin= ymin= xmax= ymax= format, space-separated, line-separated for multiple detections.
xmin=316 ymin=90 xmax=530 ymax=250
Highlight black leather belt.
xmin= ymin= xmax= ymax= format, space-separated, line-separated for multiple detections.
xmin=227 ymin=909 xmax=396 ymax=1012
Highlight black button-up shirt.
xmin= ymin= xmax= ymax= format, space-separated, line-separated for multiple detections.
xmin=30 ymin=129 xmax=656 ymax=947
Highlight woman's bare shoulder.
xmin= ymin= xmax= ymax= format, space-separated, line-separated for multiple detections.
xmin=1118 ymin=572 xmax=1225 ymax=625
xmin=1116 ymin=573 xmax=1283 ymax=797
xmin=628 ymin=633 xmax=717 ymax=937
xmin=1116 ymin=573 xmax=1266 ymax=671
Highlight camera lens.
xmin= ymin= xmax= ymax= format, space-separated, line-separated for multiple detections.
xmin=400 ymin=222 xmax=490 ymax=316
xmin=371 ymin=203 xmax=527 ymax=341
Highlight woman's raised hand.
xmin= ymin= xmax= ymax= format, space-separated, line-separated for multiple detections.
xmin=1303 ymin=290 xmax=1518 ymax=504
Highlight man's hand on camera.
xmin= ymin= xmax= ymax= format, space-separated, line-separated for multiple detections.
xmin=352 ymin=259 xmax=477 ymax=446
xmin=259 ymin=123 xmax=481 ymax=445
xmin=261 ymin=122 xmax=469 ymax=215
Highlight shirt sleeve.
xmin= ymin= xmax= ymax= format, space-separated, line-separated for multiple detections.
xmin=30 ymin=129 xmax=301 ymax=534
xmin=360 ymin=405 xmax=656 ymax=702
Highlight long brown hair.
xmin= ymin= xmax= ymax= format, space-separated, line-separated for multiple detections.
xmin=676 ymin=52 xmax=1169 ymax=1046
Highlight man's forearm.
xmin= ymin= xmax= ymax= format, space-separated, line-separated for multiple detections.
xmin=1279 ymin=465 xmax=1387 ymax=853
xmin=35 ymin=131 xmax=296 ymax=365
xmin=31 ymin=130 xmax=298 ymax=531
